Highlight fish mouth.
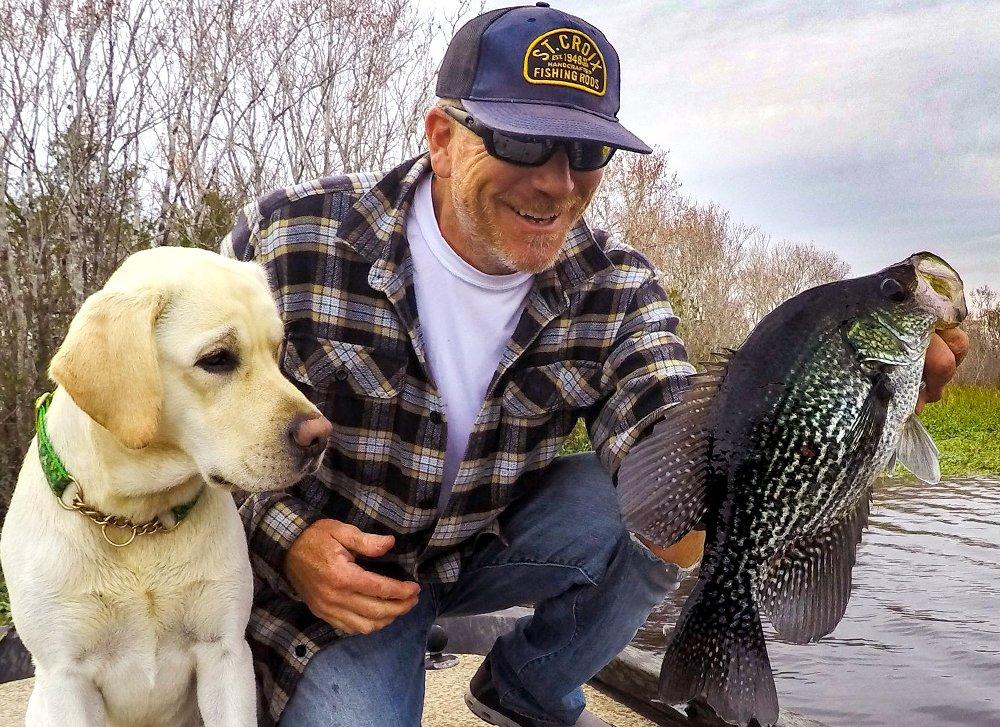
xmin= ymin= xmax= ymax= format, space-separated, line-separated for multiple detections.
xmin=907 ymin=252 xmax=967 ymax=327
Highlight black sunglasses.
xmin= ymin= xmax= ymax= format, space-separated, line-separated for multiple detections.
xmin=442 ymin=106 xmax=616 ymax=172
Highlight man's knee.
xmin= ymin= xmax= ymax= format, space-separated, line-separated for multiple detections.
xmin=545 ymin=455 xmax=683 ymax=598
xmin=504 ymin=452 xmax=626 ymax=580
xmin=278 ymin=627 xmax=427 ymax=727
xmin=532 ymin=452 xmax=620 ymax=529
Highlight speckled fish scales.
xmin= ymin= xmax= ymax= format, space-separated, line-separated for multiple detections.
xmin=617 ymin=253 xmax=966 ymax=726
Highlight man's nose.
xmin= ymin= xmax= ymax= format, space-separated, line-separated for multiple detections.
xmin=530 ymin=147 xmax=575 ymax=198
xmin=287 ymin=412 xmax=333 ymax=458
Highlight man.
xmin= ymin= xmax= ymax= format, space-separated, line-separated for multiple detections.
xmin=222 ymin=4 xmax=967 ymax=726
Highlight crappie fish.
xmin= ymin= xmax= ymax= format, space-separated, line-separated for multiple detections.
xmin=617 ymin=252 xmax=967 ymax=726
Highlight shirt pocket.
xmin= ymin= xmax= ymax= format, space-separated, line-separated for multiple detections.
xmin=282 ymin=335 xmax=408 ymax=401
xmin=501 ymin=360 xmax=604 ymax=419
xmin=283 ymin=335 xmax=408 ymax=488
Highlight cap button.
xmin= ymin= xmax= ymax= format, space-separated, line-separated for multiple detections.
xmin=535 ymin=2 xmax=550 ymax=6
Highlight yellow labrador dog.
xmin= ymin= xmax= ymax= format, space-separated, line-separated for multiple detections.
xmin=0 ymin=246 xmax=330 ymax=726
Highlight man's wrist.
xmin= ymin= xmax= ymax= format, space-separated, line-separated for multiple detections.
xmin=241 ymin=492 xmax=324 ymax=601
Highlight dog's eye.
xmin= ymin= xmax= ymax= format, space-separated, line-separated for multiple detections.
xmin=196 ymin=349 xmax=239 ymax=373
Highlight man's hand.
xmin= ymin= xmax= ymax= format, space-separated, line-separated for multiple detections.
xmin=917 ymin=328 xmax=969 ymax=413
xmin=285 ymin=519 xmax=421 ymax=635
xmin=637 ymin=531 xmax=705 ymax=569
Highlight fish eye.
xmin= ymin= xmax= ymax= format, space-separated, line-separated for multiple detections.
xmin=879 ymin=278 xmax=908 ymax=303
xmin=196 ymin=349 xmax=239 ymax=373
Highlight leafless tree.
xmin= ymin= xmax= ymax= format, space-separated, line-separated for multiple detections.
xmin=0 ymin=0 xmax=468 ymax=514
xmin=739 ymin=240 xmax=850 ymax=326
xmin=591 ymin=150 xmax=848 ymax=363
xmin=959 ymin=286 xmax=1000 ymax=387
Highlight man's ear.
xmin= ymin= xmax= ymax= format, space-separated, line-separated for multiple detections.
xmin=49 ymin=286 xmax=168 ymax=449
xmin=425 ymin=107 xmax=456 ymax=179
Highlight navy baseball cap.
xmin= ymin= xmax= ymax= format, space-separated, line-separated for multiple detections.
xmin=436 ymin=3 xmax=652 ymax=154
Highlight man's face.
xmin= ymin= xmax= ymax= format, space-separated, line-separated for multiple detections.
xmin=439 ymin=119 xmax=604 ymax=274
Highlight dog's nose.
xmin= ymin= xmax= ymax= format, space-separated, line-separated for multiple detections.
xmin=287 ymin=413 xmax=332 ymax=458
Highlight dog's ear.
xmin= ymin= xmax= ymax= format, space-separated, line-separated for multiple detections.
xmin=50 ymin=286 xmax=168 ymax=449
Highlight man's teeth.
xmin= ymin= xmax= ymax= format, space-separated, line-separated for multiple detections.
xmin=514 ymin=207 xmax=556 ymax=223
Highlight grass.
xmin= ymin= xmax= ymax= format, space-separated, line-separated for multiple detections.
xmin=561 ymin=419 xmax=592 ymax=456
xmin=917 ymin=385 xmax=1000 ymax=477
xmin=0 ymin=577 xmax=9 ymax=626
xmin=560 ymin=385 xmax=1000 ymax=478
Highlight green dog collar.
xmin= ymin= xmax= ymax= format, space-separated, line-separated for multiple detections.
xmin=35 ymin=392 xmax=75 ymax=499
xmin=35 ymin=391 xmax=203 ymax=545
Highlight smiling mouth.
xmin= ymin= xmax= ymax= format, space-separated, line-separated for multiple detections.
xmin=507 ymin=203 xmax=558 ymax=226
xmin=207 ymin=454 xmax=323 ymax=493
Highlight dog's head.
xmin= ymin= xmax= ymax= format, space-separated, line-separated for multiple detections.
xmin=49 ymin=246 xmax=331 ymax=494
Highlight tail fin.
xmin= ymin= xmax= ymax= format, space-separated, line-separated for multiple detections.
xmin=659 ymin=581 xmax=779 ymax=726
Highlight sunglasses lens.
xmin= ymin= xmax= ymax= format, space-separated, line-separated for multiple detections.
xmin=568 ymin=143 xmax=615 ymax=171
xmin=491 ymin=132 xmax=555 ymax=165
xmin=462 ymin=108 xmax=616 ymax=171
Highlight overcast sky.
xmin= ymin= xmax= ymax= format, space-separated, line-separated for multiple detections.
xmin=421 ymin=0 xmax=999 ymax=295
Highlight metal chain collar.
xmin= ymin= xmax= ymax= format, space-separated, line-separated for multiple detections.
xmin=57 ymin=481 xmax=171 ymax=548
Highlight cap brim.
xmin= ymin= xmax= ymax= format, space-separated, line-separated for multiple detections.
xmin=463 ymin=100 xmax=652 ymax=154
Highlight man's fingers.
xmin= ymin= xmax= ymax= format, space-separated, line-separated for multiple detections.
xmin=335 ymin=591 xmax=420 ymax=621
xmin=328 ymin=520 xmax=395 ymax=558
xmin=922 ymin=332 xmax=959 ymax=406
xmin=318 ymin=607 xmax=396 ymax=636
xmin=939 ymin=326 xmax=969 ymax=366
xmin=637 ymin=530 xmax=705 ymax=569
xmin=346 ymin=562 xmax=421 ymax=601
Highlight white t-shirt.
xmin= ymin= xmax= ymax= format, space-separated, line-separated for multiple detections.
xmin=406 ymin=175 xmax=534 ymax=512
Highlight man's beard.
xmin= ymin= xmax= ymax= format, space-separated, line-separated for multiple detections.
xmin=450 ymin=181 xmax=588 ymax=275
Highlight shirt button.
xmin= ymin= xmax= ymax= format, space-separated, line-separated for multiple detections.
xmin=429 ymin=411 xmax=442 ymax=425
xmin=293 ymin=643 xmax=307 ymax=658
xmin=334 ymin=366 xmax=349 ymax=382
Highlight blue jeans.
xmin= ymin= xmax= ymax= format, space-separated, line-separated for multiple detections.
xmin=278 ymin=453 xmax=677 ymax=726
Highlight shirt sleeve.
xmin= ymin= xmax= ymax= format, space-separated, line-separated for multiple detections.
xmin=219 ymin=198 xmax=261 ymax=263
xmin=587 ymin=275 xmax=696 ymax=476
xmin=220 ymin=202 xmax=324 ymax=601
xmin=233 ymin=489 xmax=325 ymax=601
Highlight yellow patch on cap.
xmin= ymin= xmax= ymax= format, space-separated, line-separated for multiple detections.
xmin=523 ymin=28 xmax=606 ymax=96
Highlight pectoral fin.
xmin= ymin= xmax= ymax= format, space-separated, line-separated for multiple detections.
xmin=617 ymin=362 xmax=727 ymax=547
xmin=895 ymin=415 xmax=941 ymax=484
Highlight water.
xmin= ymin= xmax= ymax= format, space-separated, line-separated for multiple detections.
xmin=632 ymin=476 xmax=1000 ymax=726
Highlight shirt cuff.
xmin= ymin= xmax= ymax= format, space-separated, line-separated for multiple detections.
xmin=243 ymin=493 xmax=325 ymax=602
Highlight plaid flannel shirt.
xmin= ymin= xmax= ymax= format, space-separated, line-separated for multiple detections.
xmin=220 ymin=154 xmax=694 ymax=721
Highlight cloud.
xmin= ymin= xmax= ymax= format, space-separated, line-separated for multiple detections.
xmin=584 ymin=0 xmax=1000 ymax=289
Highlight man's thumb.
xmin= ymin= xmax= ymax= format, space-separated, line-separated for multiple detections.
xmin=332 ymin=522 xmax=394 ymax=556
